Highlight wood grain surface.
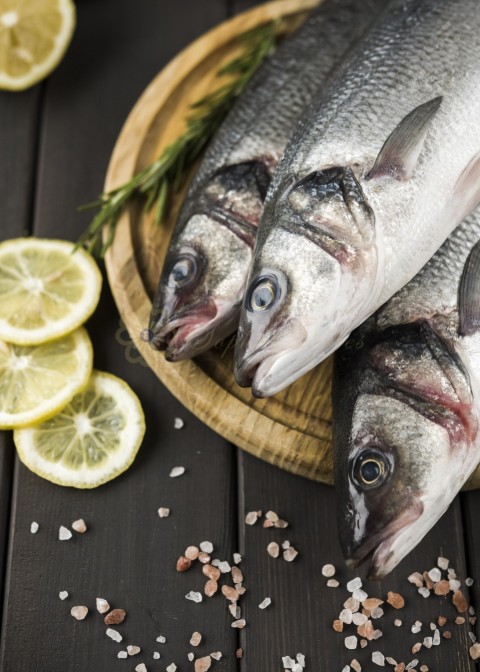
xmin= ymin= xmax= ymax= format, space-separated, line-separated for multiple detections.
xmin=0 ymin=2 xmax=479 ymax=671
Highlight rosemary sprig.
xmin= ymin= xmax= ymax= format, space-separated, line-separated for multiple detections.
xmin=77 ymin=21 xmax=279 ymax=257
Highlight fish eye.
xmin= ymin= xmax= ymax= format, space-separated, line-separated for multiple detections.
xmin=351 ymin=449 xmax=390 ymax=489
xmin=169 ymin=254 xmax=197 ymax=288
xmin=246 ymin=275 xmax=279 ymax=312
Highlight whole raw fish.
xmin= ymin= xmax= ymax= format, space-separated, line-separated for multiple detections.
xmin=235 ymin=0 xmax=480 ymax=397
xmin=147 ymin=0 xmax=384 ymax=360
xmin=333 ymin=208 xmax=480 ymax=578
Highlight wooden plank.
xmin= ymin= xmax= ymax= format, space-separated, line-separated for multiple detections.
xmin=0 ymin=85 xmax=42 ymax=630
xmin=0 ymin=1 xmax=242 ymax=670
xmin=237 ymin=451 xmax=475 ymax=671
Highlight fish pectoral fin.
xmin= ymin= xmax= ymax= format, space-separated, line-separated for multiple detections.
xmin=367 ymin=96 xmax=442 ymax=181
xmin=459 ymin=239 xmax=480 ymax=336
xmin=453 ymin=152 xmax=480 ymax=224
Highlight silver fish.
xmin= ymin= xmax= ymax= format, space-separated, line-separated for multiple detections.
xmin=235 ymin=0 xmax=480 ymax=397
xmin=333 ymin=208 xmax=480 ymax=578
xmin=147 ymin=0 xmax=384 ymax=361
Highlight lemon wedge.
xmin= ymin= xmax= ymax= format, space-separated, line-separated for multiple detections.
xmin=0 ymin=327 xmax=92 ymax=428
xmin=0 ymin=238 xmax=102 ymax=345
xmin=0 ymin=0 xmax=76 ymax=91
xmin=14 ymin=370 xmax=146 ymax=488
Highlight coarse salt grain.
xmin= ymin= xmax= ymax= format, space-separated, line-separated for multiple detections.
xmin=59 ymin=526 xmax=72 ymax=541
xmin=117 ymin=651 xmax=128 ymax=659
xmin=423 ymin=637 xmax=432 ymax=649
xmin=59 ymin=591 xmax=68 ymax=600
xmin=418 ymin=587 xmax=430 ymax=598
xmin=158 ymin=507 xmax=170 ymax=518
xmin=344 ymin=597 xmax=360 ymax=612
xmin=406 ymin=661 xmax=419 ymax=670
xmin=267 ymin=542 xmax=279 ymax=557
xmin=466 ymin=577 xmax=474 ymax=587
xmin=245 ymin=511 xmax=260 ymax=525
xmin=372 ymin=651 xmax=385 ymax=666
xmin=428 ymin=567 xmax=441 ymax=583
xmin=259 ymin=597 xmax=271 ymax=609
xmin=169 ymin=466 xmax=185 ymax=478
xmin=282 ymin=655 xmax=295 ymax=668
xmin=72 ymin=518 xmax=87 ymax=533
xmin=135 ymin=665 xmax=147 ymax=672
xmin=185 ymin=591 xmax=202 ymax=603
xmin=352 ymin=613 xmax=367 ymax=626
xmin=153 ymin=652 xmax=160 ymax=659
xmin=200 ymin=541 xmax=213 ymax=553
xmin=233 ymin=553 xmax=242 ymax=564
xmin=282 ymin=540 xmax=291 ymax=549
xmin=265 ymin=510 xmax=279 ymax=522
xmin=231 ymin=619 xmax=246 ymax=629
xmin=437 ymin=556 xmax=449 ymax=570
xmin=185 ymin=546 xmax=199 ymax=560
xmin=387 ymin=591 xmax=405 ymax=609
xmin=190 ymin=632 xmax=202 ymax=646
xmin=71 ymin=606 xmax=88 ymax=620
xmin=347 ymin=577 xmax=362 ymax=592
xmin=232 ymin=566 xmax=243 ymax=583
xmin=296 ymin=653 xmax=305 ymax=666
xmin=30 ymin=522 xmax=39 ymax=534
xmin=211 ymin=652 xmax=222 ymax=660
xmin=174 ymin=417 xmax=184 ymax=429
xmin=194 ymin=656 xmax=211 ymax=672
xmin=156 ymin=635 xmax=166 ymax=643
xmin=105 ymin=608 xmax=126 ymax=625
xmin=166 ymin=665 xmax=177 ymax=672
xmin=371 ymin=608 xmax=384 ymax=620
xmin=394 ymin=619 xmax=402 ymax=626
xmin=327 ymin=579 xmax=339 ymax=588
xmin=127 ymin=645 xmax=141 ymax=656
xmin=321 ymin=564 xmax=335 ymax=577
xmin=345 ymin=636 xmax=358 ymax=650
xmin=342 ymin=667 xmax=350 ymax=672
xmin=218 ymin=561 xmax=231 ymax=573
xmin=353 ymin=588 xmax=368 ymax=602
xmin=351 ymin=660 xmax=361 ymax=672
xmin=411 ymin=621 xmax=422 ymax=634
xmin=96 ymin=598 xmax=110 ymax=613
xmin=106 ymin=628 xmax=122 ymax=642
xmin=449 ymin=579 xmax=461 ymax=592
xmin=188 ymin=653 xmax=194 ymax=662
xmin=340 ymin=609 xmax=353 ymax=624
xmin=283 ymin=547 xmax=298 ymax=562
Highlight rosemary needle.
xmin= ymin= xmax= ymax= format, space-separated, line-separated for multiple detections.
xmin=77 ymin=21 xmax=279 ymax=257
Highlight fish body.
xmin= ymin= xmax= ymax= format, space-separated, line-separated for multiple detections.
xmin=147 ymin=0 xmax=385 ymax=360
xmin=234 ymin=0 xmax=480 ymax=397
xmin=333 ymin=207 xmax=480 ymax=578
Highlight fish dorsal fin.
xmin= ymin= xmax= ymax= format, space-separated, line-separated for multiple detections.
xmin=459 ymin=240 xmax=480 ymax=336
xmin=367 ymin=97 xmax=442 ymax=181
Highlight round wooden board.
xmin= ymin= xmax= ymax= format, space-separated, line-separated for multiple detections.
xmin=103 ymin=0 xmax=480 ymax=490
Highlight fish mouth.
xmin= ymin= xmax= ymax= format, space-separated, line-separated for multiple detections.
xmin=344 ymin=501 xmax=424 ymax=580
xmin=148 ymin=299 xmax=240 ymax=361
xmin=234 ymin=318 xmax=309 ymax=396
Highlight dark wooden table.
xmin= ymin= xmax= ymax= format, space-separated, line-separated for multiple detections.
xmin=1 ymin=1 xmax=480 ymax=670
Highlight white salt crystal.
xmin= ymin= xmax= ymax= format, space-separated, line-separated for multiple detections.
xmin=449 ymin=579 xmax=461 ymax=592
xmin=127 ymin=645 xmax=141 ymax=656
xmin=245 ymin=511 xmax=260 ymax=525
xmin=233 ymin=553 xmax=242 ymax=564
xmin=371 ymin=607 xmax=384 ymax=620
xmin=59 ymin=526 xmax=72 ymax=541
xmin=135 ymin=665 xmax=147 ymax=672
xmin=437 ymin=556 xmax=449 ymax=570
xmin=282 ymin=656 xmax=295 ymax=668
xmin=342 ymin=667 xmax=350 ymax=672
xmin=59 ymin=591 xmax=68 ymax=600
xmin=352 ymin=613 xmax=368 ymax=626
xmin=428 ymin=567 xmax=441 ymax=583
xmin=153 ymin=652 xmax=160 ymax=659
xmin=347 ymin=577 xmax=362 ymax=592
xmin=282 ymin=540 xmax=291 ymax=549
xmin=345 ymin=636 xmax=358 ymax=650
xmin=339 ymin=609 xmax=353 ymax=624
xmin=433 ymin=629 xmax=441 ymax=646
xmin=211 ymin=652 xmax=222 ymax=660
xmin=200 ymin=541 xmax=213 ymax=553
xmin=174 ymin=417 xmax=184 ymax=429
xmin=185 ymin=591 xmax=202 ymax=603
xmin=322 ymin=564 xmax=336 ymax=577
xmin=187 ymin=653 xmax=194 ymax=662
xmin=423 ymin=637 xmax=432 ymax=649
xmin=166 ymin=665 xmax=177 ymax=672
xmin=291 ymin=665 xmax=302 ymax=672
xmin=373 ymin=629 xmax=383 ymax=640
xmin=219 ymin=561 xmax=231 ymax=573
xmin=118 ymin=651 xmax=128 ymax=659
xmin=418 ymin=587 xmax=430 ymax=598
xmin=96 ymin=598 xmax=110 ymax=614
xmin=71 ymin=518 xmax=87 ymax=533
xmin=259 ymin=597 xmax=271 ymax=609
xmin=106 ymin=628 xmax=122 ymax=642
xmin=327 ymin=579 xmax=339 ymax=588
xmin=30 ymin=522 xmax=39 ymax=534
xmin=406 ymin=661 xmax=419 ymax=670
xmin=352 ymin=589 xmax=368 ymax=602
xmin=411 ymin=621 xmax=422 ymax=634
xmin=296 ymin=653 xmax=305 ymax=667
xmin=394 ymin=619 xmax=402 ymax=627
xmin=71 ymin=606 xmax=88 ymax=620
xmin=156 ymin=635 xmax=166 ymax=643
xmin=169 ymin=466 xmax=185 ymax=478
xmin=158 ymin=507 xmax=170 ymax=518
xmin=466 ymin=577 xmax=474 ymax=587
xmin=372 ymin=651 xmax=385 ymax=666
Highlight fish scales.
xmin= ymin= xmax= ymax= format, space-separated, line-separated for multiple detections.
xmin=147 ymin=0 xmax=385 ymax=360
xmin=332 ymin=206 xmax=480 ymax=578
xmin=235 ymin=0 xmax=480 ymax=398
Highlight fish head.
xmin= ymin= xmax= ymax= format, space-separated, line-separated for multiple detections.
xmin=333 ymin=323 xmax=477 ymax=578
xmin=235 ymin=167 xmax=379 ymax=396
xmin=148 ymin=160 xmax=270 ymax=360
xmin=148 ymin=213 xmax=253 ymax=360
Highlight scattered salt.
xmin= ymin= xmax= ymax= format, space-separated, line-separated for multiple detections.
xmin=135 ymin=665 xmax=147 ymax=672
xmin=372 ymin=651 xmax=385 ymax=666
xmin=185 ymin=591 xmax=202 ymax=603
xmin=156 ymin=635 xmax=166 ymax=643
xmin=327 ymin=579 xmax=339 ymax=588
xmin=59 ymin=591 xmax=68 ymax=600
xmin=428 ymin=567 xmax=441 ymax=582
xmin=174 ymin=417 xmax=184 ymax=429
xmin=200 ymin=541 xmax=213 ymax=553
xmin=259 ymin=597 xmax=271 ymax=609
xmin=117 ymin=651 xmax=127 ymax=659
xmin=347 ymin=577 xmax=362 ymax=592
xmin=153 ymin=652 xmax=160 ymax=660
xmin=345 ymin=636 xmax=358 ymax=650
xmin=59 ymin=526 xmax=72 ymax=541
xmin=158 ymin=507 xmax=170 ymax=518
xmin=166 ymin=665 xmax=177 ymax=672
xmin=169 ymin=466 xmax=185 ymax=478
xmin=219 ymin=561 xmax=231 ymax=573
xmin=96 ymin=598 xmax=110 ymax=614
xmin=71 ymin=518 xmax=87 ymax=533
xmin=71 ymin=606 xmax=88 ymax=620
xmin=106 ymin=628 xmax=122 ymax=642
xmin=127 ymin=645 xmax=141 ymax=656
xmin=233 ymin=553 xmax=242 ymax=564
xmin=30 ymin=522 xmax=39 ymax=534
xmin=321 ymin=564 xmax=336 ymax=577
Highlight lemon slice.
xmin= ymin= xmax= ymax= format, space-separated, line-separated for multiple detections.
xmin=0 ymin=238 xmax=102 ymax=345
xmin=0 ymin=327 xmax=92 ymax=428
xmin=0 ymin=0 xmax=76 ymax=91
xmin=14 ymin=370 xmax=145 ymax=488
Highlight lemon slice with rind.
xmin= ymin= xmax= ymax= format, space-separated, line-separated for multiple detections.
xmin=14 ymin=370 xmax=146 ymax=488
xmin=0 ymin=0 xmax=76 ymax=91
xmin=0 ymin=326 xmax=92 ymax=428
xmin=0 ymin=238 xmax=102 ymax=345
